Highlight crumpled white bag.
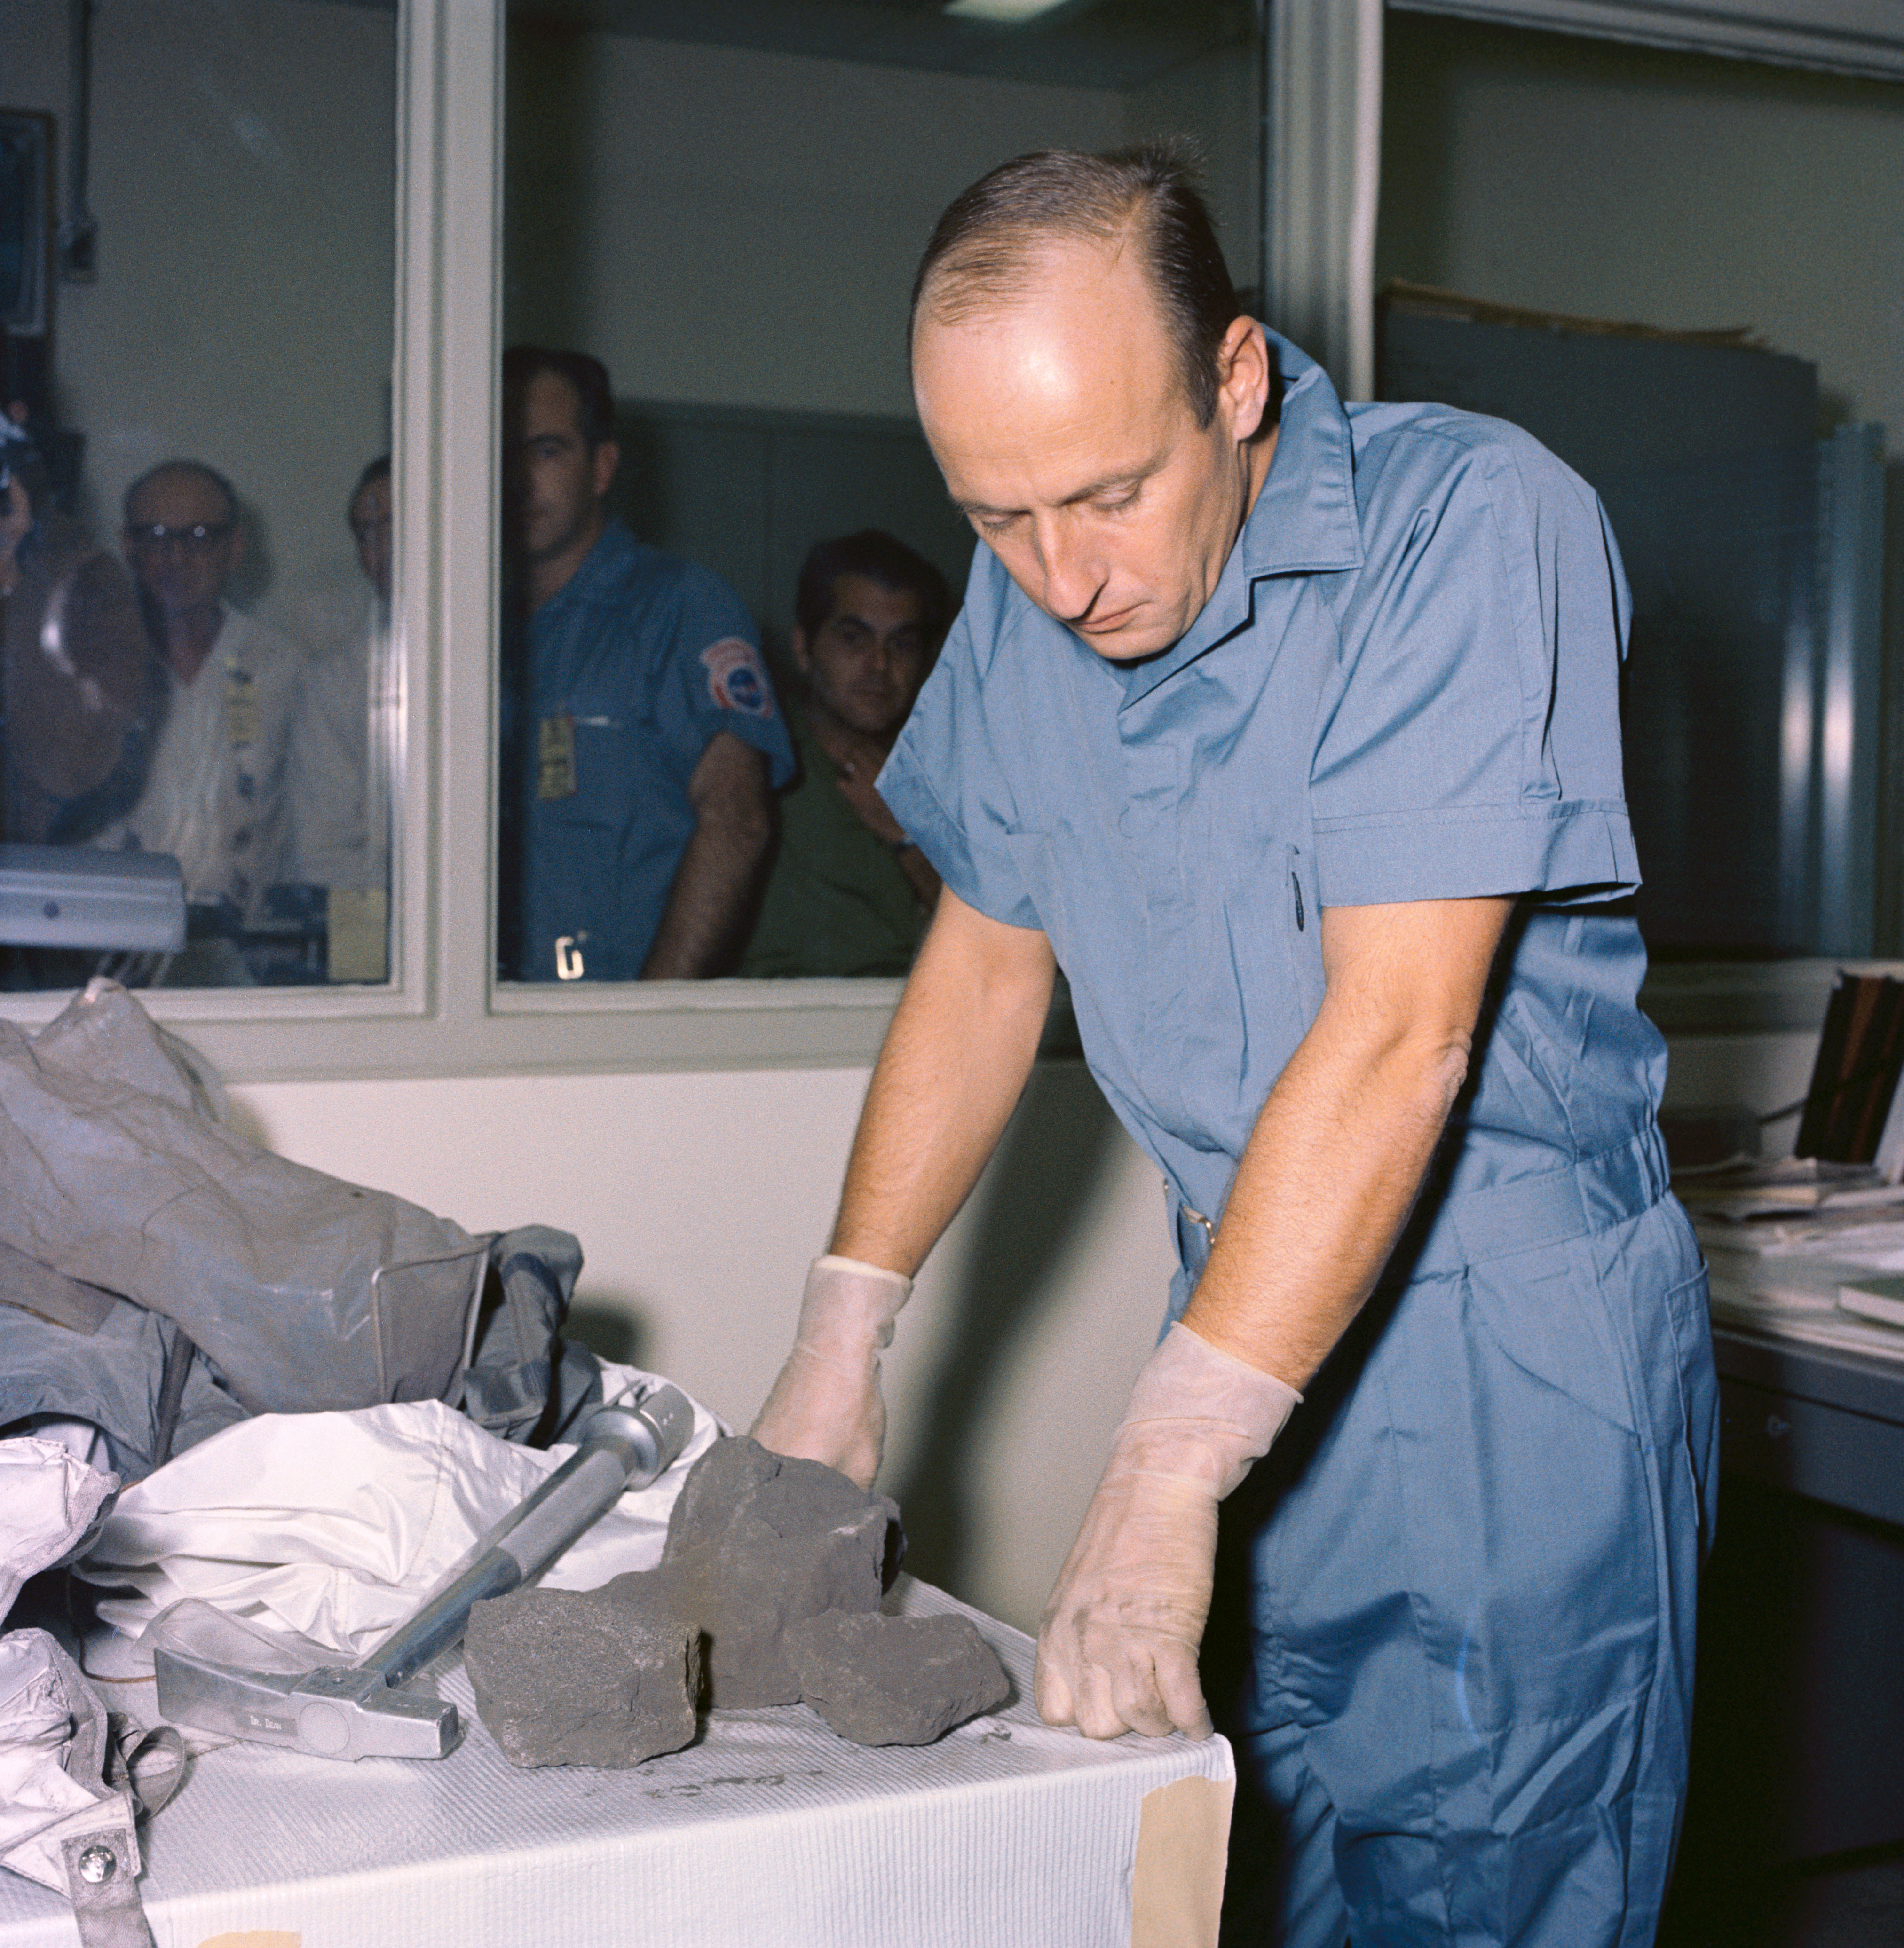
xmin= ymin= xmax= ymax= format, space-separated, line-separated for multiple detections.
xmin=0 ymin=1437 xmax=119 ymax=1625
xmin=0 ymin=1441 xmax=139 ymax=1903
xmin=76 ymin=1363 xmax=723 ymax=1668
xmin=0 ymin=1630 xmax=138 ymax=1897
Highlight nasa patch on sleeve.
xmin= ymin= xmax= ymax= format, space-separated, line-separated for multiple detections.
xmin=700 ymin=636 xmax=774 ymax=718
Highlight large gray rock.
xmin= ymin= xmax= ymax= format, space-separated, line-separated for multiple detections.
xmin=662 ymin=1437 xmax=901 ymax=1707
xmin=464 ymin=1577 xmax=701 ymax=1768
xmin=782 ymin=1610 xmax=1011 ymax=1746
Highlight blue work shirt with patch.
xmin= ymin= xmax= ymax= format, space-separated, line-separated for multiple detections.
xmin=879 ymin=331 xmax=1659 ymax=1265
xmin=504 ymin=520 xmax=794 ymax=982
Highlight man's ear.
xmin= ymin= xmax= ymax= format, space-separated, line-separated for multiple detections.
xmin=591 ymin=439 xmax=620 ymax=501
xmin=1215 ymin=318 xmax=1271 ymax=445
xmin=790 ymin=625 xmax=812 ymax=675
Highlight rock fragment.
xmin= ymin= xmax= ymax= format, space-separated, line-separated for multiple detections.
xmin=662 ymin=1437 xmax=901 ymax=1707
xmin=782 ymin=1610 xmax=1011 ymax=1746
xmin=464 ymin=1577 xmax=701 ymax=1768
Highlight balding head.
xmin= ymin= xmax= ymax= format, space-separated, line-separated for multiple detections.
xmin=910 ymin=141 xmax=1265 ymax=434
xmin=123 ymin=459 xmax=237 ymax=531
xmin=122 ymin=460 xmax=245 ymax=663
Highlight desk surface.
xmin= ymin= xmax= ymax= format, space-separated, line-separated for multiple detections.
xmin=1713 ymin=1321 xmax=1904 ymax=1425
xmin=0 ymin=1579 xmax=1232 ymax=1948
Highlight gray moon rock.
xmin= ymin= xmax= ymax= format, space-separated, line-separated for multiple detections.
xmin=782 ymin=1610 xmax=1011 ymax=1746
xmin=464 ymin=1578 xmax=702 ymax=1768
xmin=660 ymin=1436 xmax=902 ymax=1708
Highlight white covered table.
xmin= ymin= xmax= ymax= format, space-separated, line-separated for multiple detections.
xmin=0 ymin=1581 xmax=1233 ymax=1948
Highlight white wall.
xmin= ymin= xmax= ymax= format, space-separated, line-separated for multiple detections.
xmin=1126 ymin=41 xmax=1263 ymax=300
xmin=4 ymin=0 xmax=396 ymax=608
xmin=1378 ymin=13 xmax=1904 ymax=456
xmin=504 ymin=30 xmax=1265 ymax=420
xmin=229 ymin=1058 xmax=1177 ymax=1636
xmin=505 ymin=32 xmax=1130 ymax=420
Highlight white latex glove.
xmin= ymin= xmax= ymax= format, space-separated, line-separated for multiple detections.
xmin=749 ymin=1254 xmax=913 ymax=1489
xmin=1035 ymin=1322 xmax=1300 ymax=1740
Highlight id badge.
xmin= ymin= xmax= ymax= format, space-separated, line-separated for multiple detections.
xmin=225 ymin=668 xmax=260 ymax=749
xmin=537 ymin=713 xmax=577 ymax=799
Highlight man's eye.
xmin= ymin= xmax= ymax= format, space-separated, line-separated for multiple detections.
xmin=973 ymin=512 xmax=1018 ymax=536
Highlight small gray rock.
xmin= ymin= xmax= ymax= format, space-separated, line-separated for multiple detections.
xmin=464 ymin=1577 xmax=701 ymax=1768
xmin=662 ymin=1437 xmax=901 ymax=1707
xmin=782 ymin=1610 xmax=1011 ymax=1746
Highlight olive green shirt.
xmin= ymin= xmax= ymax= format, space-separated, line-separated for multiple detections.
xmin=742 ymin=709 xmax=926 ymax=977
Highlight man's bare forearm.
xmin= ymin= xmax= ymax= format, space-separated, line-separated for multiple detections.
xmin=894 ymin=843 xmax=943 ymax=911
xmin=1181 ymin=897 xmax=1512 ymax=1388
xmin=830 ymin=887 xmax=1055 ymax=1276
xmin=643 ymin=732 xmax=773 ymax=979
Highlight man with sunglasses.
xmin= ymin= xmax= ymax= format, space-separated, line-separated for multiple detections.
xmin=100 ymin=460 xmax=304 ymax=967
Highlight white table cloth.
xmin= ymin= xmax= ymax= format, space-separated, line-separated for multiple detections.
xmin=0 ymin=1580 xmax=1233 ymax=1948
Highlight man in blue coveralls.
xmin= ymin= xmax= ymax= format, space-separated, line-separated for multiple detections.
xmin=752 ymin=145 xmax=1717 ymax=1944
xmin=499 ymin=347 xmax=793 ymax=981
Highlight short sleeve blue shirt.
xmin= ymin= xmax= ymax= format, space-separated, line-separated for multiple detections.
xmin=878 ymin=332 xmax=1665 ymax=1231
xmin=506 ymin=521 xmax=794 ymax=981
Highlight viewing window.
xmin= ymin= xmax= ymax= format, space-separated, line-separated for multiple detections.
xmin=1 ymin=0 xmax=397 ymax=993
xmin=494 ymin=0 xmax=1262 ymax=989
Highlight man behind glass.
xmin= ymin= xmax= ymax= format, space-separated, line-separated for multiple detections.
xmin=498 ymin=347 xmax=793 ymax=982
xmin=743 ymin=530 xmax=948 ymax=977
xmin=284 ymin=454 xmax=395 ymax=982
xmin=98 ymin=460 xmax=303 ymax=978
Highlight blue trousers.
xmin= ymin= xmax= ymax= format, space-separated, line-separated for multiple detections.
xmin=1192 ymin=1140 xmax=1718 ymax=1947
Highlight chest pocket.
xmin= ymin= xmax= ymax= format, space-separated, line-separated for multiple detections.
xmin=1282 ymin=842 xmax=1325 ymax=1015
xmin=534 ymin=710 xmax=651 ymax=832
xmin=1209 ymin=809 xmax=1327 ymax=1094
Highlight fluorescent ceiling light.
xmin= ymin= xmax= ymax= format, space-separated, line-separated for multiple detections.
xmin=945 ymin=0 xmax=1072 ymax=23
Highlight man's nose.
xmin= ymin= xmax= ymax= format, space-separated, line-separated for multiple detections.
xmin=1034 ymin=514 xmax=1105 ymax=623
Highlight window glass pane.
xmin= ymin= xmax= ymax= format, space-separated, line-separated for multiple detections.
xmin=498 ymin=1 xmax=1260 ymax=984
xmin=1 ymin=0 xmax=396 ymax=991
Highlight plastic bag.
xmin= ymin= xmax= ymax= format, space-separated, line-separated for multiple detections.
xmin=0 ymin=982 xmax=486 ymax=1415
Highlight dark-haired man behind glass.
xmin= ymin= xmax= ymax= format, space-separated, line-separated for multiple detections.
xmin=743 ymin=530 xmax=948 ymax=977
xmin=498 ymin=347 xmax=793 ymax=981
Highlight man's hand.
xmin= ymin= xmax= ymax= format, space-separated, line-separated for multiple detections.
xmin=824 ymin=737 xmax=943 ymax=910
xmin=1035 ymin=1322 xmax=1299 ymax=1739
xmin=751 ymin=1254 xmax=912 ymax=1489
xmin=754 ymin=891 xmax=1052 ymax=1491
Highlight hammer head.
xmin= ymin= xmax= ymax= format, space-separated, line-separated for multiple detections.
xmin=151 ymin=1608 xmax=458 ymax=1761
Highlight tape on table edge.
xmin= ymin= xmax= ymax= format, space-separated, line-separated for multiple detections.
xmin=1130 ymin=1771 xmax=1233 ymax=1948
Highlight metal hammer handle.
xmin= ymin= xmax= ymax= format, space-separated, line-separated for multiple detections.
xmin=366 ymin=1382 xmax=695 ymax=1690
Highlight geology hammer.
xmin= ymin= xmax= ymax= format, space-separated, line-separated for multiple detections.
xmin=152 ymin=1382 xmax=695 ymax=1760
